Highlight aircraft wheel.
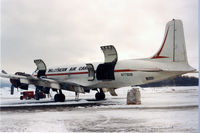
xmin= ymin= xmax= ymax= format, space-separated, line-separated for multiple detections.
xmin=34 ymin=94 xmax=40 ymax=100
xmin=60 ymin=94 xmax=65 ymax=102
xmin=20 ymin=96 xmax=23 ymax=100
xmin=100 ymin=92 xmax=105 ymax=100
xmin=54 ymin=94 xmax=65 ymax=102
xmin=95 ymin=93 xmax=101 ymax=100
xmin=95 ymin=92 xmax=105 ymax=100
xmin=54 ymin=94 xmax=59 ymax=102
xmin=25 ymin=96 xmax=29 ymax=100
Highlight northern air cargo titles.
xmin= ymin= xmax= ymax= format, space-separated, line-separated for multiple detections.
xmin=48 ymin=66 xmax=87 ymax=73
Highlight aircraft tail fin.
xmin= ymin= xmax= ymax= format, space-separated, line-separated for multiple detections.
xmin=151 ymin=19 xmax=188 ymax=63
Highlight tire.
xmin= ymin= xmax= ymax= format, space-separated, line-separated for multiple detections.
xmin=25 ymin=96 xmax=29 ymax=100
xmin=100 ymin=92 xmax=105 ymax=100
xmin=34 ymin=94 xmax=40 ymax=100
xmin=54 ymin=94 xmax=59 ymax=102
xmin=20 ymin=96 xmax=23 ymax=100
xmin=54 ymin=94 xmax=65 ymax=102
xmin=95 ymin=92 xmax=105 ymax=100
xmin=60 ymin=94 xmax=65 ymax=102
xmin=95 ymin=93 xmax=101 ymax=100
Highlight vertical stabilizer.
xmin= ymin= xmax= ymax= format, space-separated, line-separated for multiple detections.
xmin=151 ymin=19 xmax=188 ymax=63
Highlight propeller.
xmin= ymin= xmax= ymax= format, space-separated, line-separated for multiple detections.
xmin=1 ymin=70 xmax=30 ymax=95
xmin=1 ymin=70 xmax=7 ymax=74
xmin=11 ymin=85 xmax=14 ymax=95
xmin=9 ymin=72 xmax=30 ymax=95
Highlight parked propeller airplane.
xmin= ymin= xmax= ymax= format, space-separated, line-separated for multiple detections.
xmin=0 ymin=19 xmax=195 ymax=102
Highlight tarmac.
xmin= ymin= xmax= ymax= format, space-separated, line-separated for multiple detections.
xmin=0 ymin=86 xmax=198 ymax=132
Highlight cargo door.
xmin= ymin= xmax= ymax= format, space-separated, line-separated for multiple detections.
xmin=101 ymin=45 xmax=118 ymax=63
xmin=34 ymin=59 xmax=47 ymax=78
xmin=96 ymin=45 xmax=118 ymax=80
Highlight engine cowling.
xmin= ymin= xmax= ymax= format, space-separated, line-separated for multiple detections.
xmin=10 ymin=79 xmax=28 ymax=90
xmin=9 ymin=72 xmax=30 ymax=94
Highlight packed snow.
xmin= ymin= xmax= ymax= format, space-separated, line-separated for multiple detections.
xmin=0 ymin=86 xmax=198 ymax=132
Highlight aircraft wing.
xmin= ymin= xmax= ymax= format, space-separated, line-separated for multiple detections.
xmin=0 ymin=72 xmax=82 ymax=91
xmin=0 ymin=73 xmax=28 ymax=80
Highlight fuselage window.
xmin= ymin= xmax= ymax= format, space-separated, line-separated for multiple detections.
xmin=146 ymin=76 xmax=154 ymax=80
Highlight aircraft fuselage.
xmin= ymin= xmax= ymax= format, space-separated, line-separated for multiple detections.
xmin=34 ymin=59 xmax=188 ymax=90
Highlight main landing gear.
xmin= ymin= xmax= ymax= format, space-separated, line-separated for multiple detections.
xmin=54 ymin=90 xmax=65 ymax=102
xmin=95 ymin=88 xmax=105 ymax=100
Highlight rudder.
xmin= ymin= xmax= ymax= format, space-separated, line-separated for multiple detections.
xmin=151 ymin=19 xmax=188 ymax=63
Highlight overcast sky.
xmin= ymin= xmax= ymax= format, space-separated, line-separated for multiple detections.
xmin=1 ymin=0 xmax=198 ymax=74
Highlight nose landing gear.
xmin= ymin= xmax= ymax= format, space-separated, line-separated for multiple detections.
xmin=95 ymin=88 xmax=105 ymax=100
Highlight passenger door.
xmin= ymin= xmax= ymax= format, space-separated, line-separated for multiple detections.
xmin=86 ymin=63 xmax=95 ymax=81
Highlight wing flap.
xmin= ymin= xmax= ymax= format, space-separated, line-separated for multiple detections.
xmin=19 ymin=78 xmax=61 ymax=89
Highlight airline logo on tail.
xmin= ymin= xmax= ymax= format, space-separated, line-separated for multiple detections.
xmin=152 ymin=27 xmax=170 ymax=59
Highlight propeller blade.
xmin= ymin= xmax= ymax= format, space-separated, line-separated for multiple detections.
xmin=11 ymin=85 xmax=14 ymax=95
xmin=1 ymin=70 xmax=7 ymax=74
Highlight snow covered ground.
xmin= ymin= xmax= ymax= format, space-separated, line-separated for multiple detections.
xmin=0 ymin=86 xmax=198 ymax=132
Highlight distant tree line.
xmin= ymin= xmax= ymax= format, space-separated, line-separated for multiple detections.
xmin=0 ymin=79 xmax=10 ymax=88
xmin=140 ymin=75 xmax=199 ymax=87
